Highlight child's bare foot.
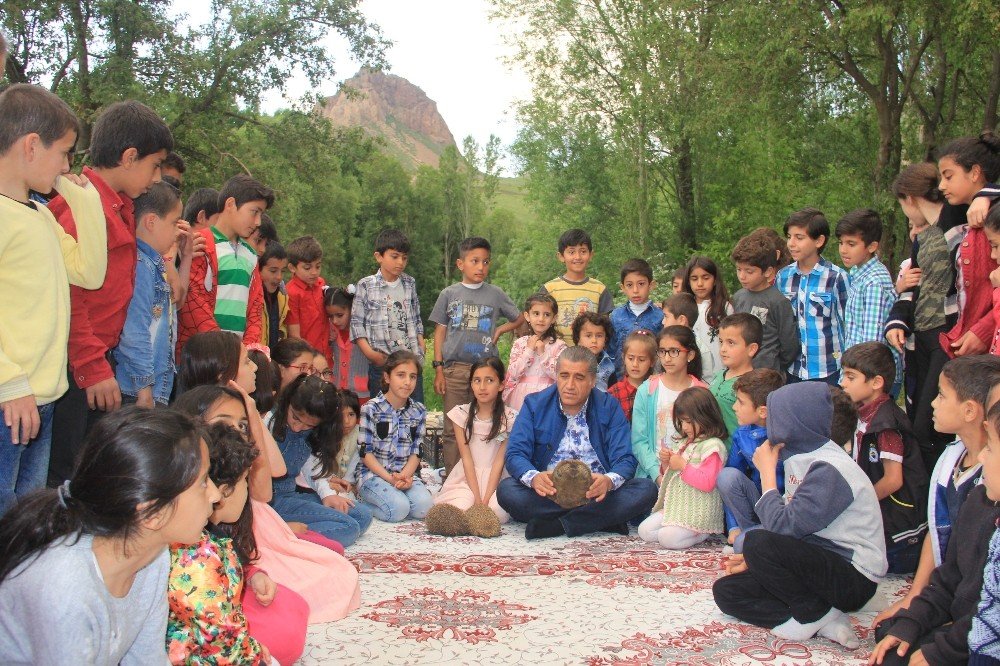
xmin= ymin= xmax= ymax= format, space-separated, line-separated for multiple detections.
xmin=727 ymin=528 xmax=741 ymax=545
xmin=724 ymin=554 xmax=747 ymax=575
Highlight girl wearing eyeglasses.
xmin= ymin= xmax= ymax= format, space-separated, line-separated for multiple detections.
xmin=630 ymin=325 xmax=706 ymax=483
xmin=272 ymin=337 xmax=318 ymax=390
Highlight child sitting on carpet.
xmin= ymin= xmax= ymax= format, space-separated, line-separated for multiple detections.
xmin=299 ymin=391 xmax=364 ymax=519
xmin=434 ymin=357 xmax=516 ymax=522
xmin=269 ymin=376 xmax=372 ymax=547
xmin=167 ymin=423 xmax=308 ymax=666
xmin=358 ymin=350 xmax=434 ymax=522
xmin=638 ymin=386 xmax=728 ymax=549
xmin=713 ymin=382 xmax=887 ymax=650
xmin=716 ymin=368 xmax=785 ymax=545
xmin=631 ymin=326 xmax=707 ymax=481
xmin=173 ymin=384 xmax=361 ymax=623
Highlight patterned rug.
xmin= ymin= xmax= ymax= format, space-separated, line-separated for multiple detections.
xmin=301 ymin=520 xmax=908 ymax=665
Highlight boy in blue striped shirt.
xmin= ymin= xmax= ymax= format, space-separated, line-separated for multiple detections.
xmin=775 ymin=208 xmax=848 ymax=385
xmin=835 ymin=209 xmax=901 ymax=391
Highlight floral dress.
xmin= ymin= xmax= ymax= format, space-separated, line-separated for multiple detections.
xmin=166 ymin=530 xmax=265 ymax=665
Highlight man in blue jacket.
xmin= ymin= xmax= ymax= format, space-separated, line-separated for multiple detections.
xmin=498 ymin=346 xmax=658 ymax=540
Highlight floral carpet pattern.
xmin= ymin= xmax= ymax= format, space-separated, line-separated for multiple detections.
xmin=301 ymin=519 xmax=907 ymax=665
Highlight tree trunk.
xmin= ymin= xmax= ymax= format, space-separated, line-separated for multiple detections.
xmin=985 ymin=48 xmax=1000 ymax=132
xmin=675 ymin=132 xmax=697 ymax=250
xmin=68 ymin=0 xmax=94 ymax=150
xmin=875 ymin=100 xmax=905 ymax=271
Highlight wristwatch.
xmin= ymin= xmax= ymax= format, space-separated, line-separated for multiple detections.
xmin=432 ymin=360 xmax=444 ymax=368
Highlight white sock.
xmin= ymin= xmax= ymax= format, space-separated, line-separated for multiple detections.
xmin=771 ymin=607 xmax=842 ymax=641
xmin=817 ymin=613 xmax=860 ymax=649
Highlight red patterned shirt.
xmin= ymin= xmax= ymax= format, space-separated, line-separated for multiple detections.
xmin=608 ymin=378 xmax=639 ymax=422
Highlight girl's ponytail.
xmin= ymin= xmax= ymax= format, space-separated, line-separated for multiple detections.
xmin=0 ymin=408 xmax=204 ymax=584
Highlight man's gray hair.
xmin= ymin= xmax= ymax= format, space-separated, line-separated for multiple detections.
xmin=558 ymin=346 xmax=598 ymax=377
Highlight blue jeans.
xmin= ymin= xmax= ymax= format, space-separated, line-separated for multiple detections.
xmin=359 ymin=476 xmax=433 ymax=522
xmin=270 ymin=490 xmax=372 ymax=547
xmin=0 ymin=403 xmax=54 ymax=517
xmin=496 ymin=476 xmax=657 ymax=537
xmin=716 ymin=467 xmax=763 ymax=552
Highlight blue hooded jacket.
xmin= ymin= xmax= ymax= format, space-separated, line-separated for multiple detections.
xmin=505 ymin=384 xmax=638 ymax=482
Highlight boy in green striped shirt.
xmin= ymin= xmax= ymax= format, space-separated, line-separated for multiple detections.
xmin=177 ymin=175 xmax=275 ymax=352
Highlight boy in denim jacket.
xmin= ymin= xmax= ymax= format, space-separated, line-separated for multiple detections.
xmin=114 ymin=182 xmax=184 ymax=407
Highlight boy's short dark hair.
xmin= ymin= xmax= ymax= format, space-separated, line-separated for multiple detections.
xmin=558 ymin=228 xmax=592 ymax=253
xmin=162 ymin=151 xmax=186 ymax=174
xmin=258 ymin=213 xmax=279 ymax=244
xmin=459 ymin=236 xmax=490 ymax=257
xmin=375 ymin=228 xmax=411 ymax=255
xmin=718 ymin=312 xmax=763 ymax=347
xmin=620 ymin=258 xmax=654 ymax=283
xmin=835 ymin=209 xmax=883 ymax=245
xmin=286 ymin=235 xmax=323 ymax=265
xmin=133 ymin=180 xmax=181 ymax=221
xmin=259 ymin=240 xmax=287 ymax=268
xmin=218 ymin=174 xmax=274 ymax=210
xmin=89 ymin=100 xmax=173 ymax=168
xmin=783 ymin=207 xmax=830 ymax=253
xmin=841 ymin=342 xmax=896 ymax=390
xmin=829 ymin=385 xmax=858 ymax=447
xmin=941 ymin=355 xmax=1000 ymax=407
xmin=662 ymin=292 xmax=698 ymax=326
xmin=672 ymin=267 xmax=686 ymax=281
xmin=182 ymin=188 xmax=221 ymax=225
xmin=571 ymin=311 xmax=612 ymax=345
xmin=733 ymin=368 xmax=785 ymax=409
xmin=0 ymin=84 xmax=80 ymax=155
xmin=731 ymin=232 xmax=779 ymax=271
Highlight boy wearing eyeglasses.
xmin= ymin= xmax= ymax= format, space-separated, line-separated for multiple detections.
xmin=710 ymin=313 xmax=763 ymax=451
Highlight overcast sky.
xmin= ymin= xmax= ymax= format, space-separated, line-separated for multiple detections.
xmin=172 ymin=0 xmax=531 ymax=170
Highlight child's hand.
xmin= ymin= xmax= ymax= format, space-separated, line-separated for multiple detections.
xmin=951 ymin=330 xmax=988 ymax=357
xmin=226 ymin=380 xmax=257 ymax=422
xmin=751 ymin=440 xmax=782 ymax=473
xmin=657 ymin=447 xmax=672 ymax=464
xmin=1 ymin=394 xmax=40 ymax=445
xmin=990 ymin=267 xmax=1000 ymax=289
xmin=260 ymin=643 xmax=272 ymax=665
xmin=85 ymin=378 xmax=122 ymax=412
xmin=885 ymin=328 xmax=906 ymax=352
xmin=870 ymin=594 xmax=914 ymax=629
xmin=322 ymin=494 xmax=355 ymax=513
xmin=867 ymin=633 xmax=911 ymax=665
xmin=968 ymin=195 xmax=990 ymax=228
xmin=397 ymin=474 xmax=414 ymax=490
xmin=175 ymin=220 xmax=193 ymax=260
xmin=530 ymin=335 xmax=545 ymax=354
xmin=433 ymin=367 xmax=446 ymax=396
xmin=60 ymin=172 xmax=91 ymax=189
xmin=895 ymin=266 xmax=921 ymax=293
xmin=249 ymin=571 xmax=277 ymax=606
xmin=286 ymin=521 xmax=308 ymax=534
xmin=327 ymin=477 xmax=351 ymax=493
xmin=724 ymin=553 xmax=747 ymax=575
xmin=667 ymin=453 xmax=686 ymax=472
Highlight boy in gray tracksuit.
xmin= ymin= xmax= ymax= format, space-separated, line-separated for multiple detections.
xmin=713 ymin=381 xmax=887 ymax=648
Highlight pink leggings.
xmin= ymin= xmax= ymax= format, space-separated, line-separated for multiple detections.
xmin=243 ymin=582 xmax=309 ymax=665
xmin=297 ymin=529 xmax=345 ymax=555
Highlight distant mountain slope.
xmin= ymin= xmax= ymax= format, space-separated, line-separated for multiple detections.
xmin=317 ymin=69 xmax=456 ymax=170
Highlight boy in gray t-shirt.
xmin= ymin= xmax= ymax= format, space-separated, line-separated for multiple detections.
xmin=430 ymin=237 xmax=523 ymax=474
xmin=730 ymin=231 xmax=799 ymax=373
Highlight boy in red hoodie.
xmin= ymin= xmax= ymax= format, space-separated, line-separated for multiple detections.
xmin=47 ymin=101 xmax=173 ymax=486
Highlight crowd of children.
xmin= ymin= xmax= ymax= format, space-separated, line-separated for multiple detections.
xmin=4 ymin=42 xmax=1000 ymax=662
